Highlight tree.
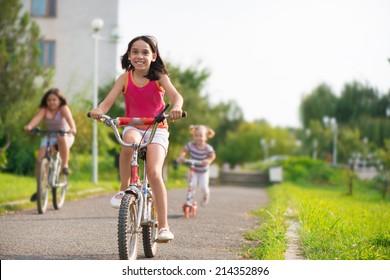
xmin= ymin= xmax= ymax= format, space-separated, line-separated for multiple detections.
xmin=217 ymin=121 xmax=296 ymax=166
xmin=0 ymin=0 xmax=52 ymax=172
xmin=299 ymin=83 xmax=338 ymax=128
xmin=336 ymin=81 xmax=380 ymax=124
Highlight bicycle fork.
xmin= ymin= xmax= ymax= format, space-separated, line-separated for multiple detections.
xmin=125 ymin=185 xmax=153 ymax=233
xmin=125 ymin=150 xmax=153 ymax=233
xmin=49 ymin=153 xmax=60 ymax=187
xmin=50 ymin=152 xmax=67 ymax=188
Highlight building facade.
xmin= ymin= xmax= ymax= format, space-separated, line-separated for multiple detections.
xmin=21 ymin=0 xmax=120 ymax=101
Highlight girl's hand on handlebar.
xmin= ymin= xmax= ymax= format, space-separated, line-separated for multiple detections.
xmin=177 ymin=156 xmax=185 ymax=164
xmin=169 ymin=106 xmax=183 ymax=122
xmin=24 ymin=125 xmax=32 ymax=132
xmin=89 ymin=108 xmax=104 ymax=120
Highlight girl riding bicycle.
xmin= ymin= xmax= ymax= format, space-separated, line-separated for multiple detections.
xmin=89 ymin=35 xmax=184 ymax=242
xmin=24 ymin=88 xmax=77 ymax=200
xmin=178 ymin=125 xmax=216 ymax=206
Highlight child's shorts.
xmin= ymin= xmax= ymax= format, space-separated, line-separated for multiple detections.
xmin=40 ymin=134 xmax=75 ymax=148
xmin=122 ymin=126 xmax=169 ymax=154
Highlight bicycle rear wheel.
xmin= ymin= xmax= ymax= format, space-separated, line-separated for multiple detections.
xmin=118 ymin=193 xmax=139 ymax=260
xmin=52 ymin=173 xmax=67 ymax=210
xmin=37 ymin=157 xmax=50 ymax=214
xmin=142 ymin=198 xmax=158 ymax=257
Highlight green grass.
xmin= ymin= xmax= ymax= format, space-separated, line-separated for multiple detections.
xmin=244 ymin=181 xmax=390 ymax=260
xmin=0 ymin=172 xmax=117 ymax=215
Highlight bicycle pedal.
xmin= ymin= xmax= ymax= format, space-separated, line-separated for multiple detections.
xmin=155 ymin=239 xmax=171 ymax=244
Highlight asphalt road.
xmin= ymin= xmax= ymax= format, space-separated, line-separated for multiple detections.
xmin=0 ymin=185 xmax=268 ymax=260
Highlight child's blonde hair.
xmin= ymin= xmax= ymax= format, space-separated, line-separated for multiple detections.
xmin=189 ymin=125 xmax=215 ymax=139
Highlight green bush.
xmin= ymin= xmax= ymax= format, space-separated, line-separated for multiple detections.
xmin=281 ymin=157 xmax=338 ymax=184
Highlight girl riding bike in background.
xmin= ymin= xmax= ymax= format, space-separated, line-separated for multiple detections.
xmin=89 ymin=35 xmax=184 ymax=242
xmin=24 ymin=88 xmax=77 ymax=201
xmin=178 ymin=125 xmax=216 ymax=206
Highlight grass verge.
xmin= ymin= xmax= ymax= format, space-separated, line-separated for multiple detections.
xmin=244 ymin=181 xmax=390 ymax=260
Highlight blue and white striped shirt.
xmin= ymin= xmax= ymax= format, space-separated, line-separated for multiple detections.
xmin=185 ymin=142 xmax=215 ymax=173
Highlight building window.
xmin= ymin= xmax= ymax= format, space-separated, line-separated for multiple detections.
xmin=31 ymin=0 xmax=57 ymax=17
xmin=39 ymin=40 xmax=55 ymax=68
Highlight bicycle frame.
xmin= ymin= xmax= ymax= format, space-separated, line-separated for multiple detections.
xmin=45 ymin=131 xmax=68 ymax=188
xmin=90 ymin=104 xmax=187 ymax=259
xmin=36 ymin=129 xmax=68 ymax=188
xmin=30 ymin=128 xmax=69 ymax=213
xmin=97 ymin=112 xmax=177 ymax=231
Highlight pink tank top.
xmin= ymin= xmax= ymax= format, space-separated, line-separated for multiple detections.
xmin=122 ymin=71 xmax=168 ymax=129
xmin=45 ymin=109 xmax=70 ymax=131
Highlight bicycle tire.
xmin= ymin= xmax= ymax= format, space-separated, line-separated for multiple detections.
xmin=52 ymin=173 xmax=67 ymax=210
xmin=118 ymin=193 xmax=139 ymax=260
xmin=142 ymin=198 xmax=158 ymax=258
xmin=37 ymin=157 xmax=50 ymax=214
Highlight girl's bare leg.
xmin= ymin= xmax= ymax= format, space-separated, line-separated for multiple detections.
xmin=146 ymin=143 xmax=169 ymax=230
xmin=57 ymin=135 xmax=70 ymax=168
xmin=35 ymin=147 xmax=47 ymax=178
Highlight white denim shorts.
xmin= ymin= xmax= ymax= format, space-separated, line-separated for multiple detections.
xmin=40 ymin=134 xmax=75 ymax=148
xmin=122 ymin=126 xmax=169 ymax=153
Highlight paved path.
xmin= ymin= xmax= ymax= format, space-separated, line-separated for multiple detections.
xmin=0 ymin=185 xmax=268 ymax=260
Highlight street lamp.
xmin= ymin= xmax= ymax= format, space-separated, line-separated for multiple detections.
xmin=305 ymin=129 xmax=318 ymax=160
xmin=91 ymin=18 xmax=104 ymax=184
xmin=260 ymin=138 xmax=275 ymax=160
xmin=323 ymin=116 xmax=338 ymax=166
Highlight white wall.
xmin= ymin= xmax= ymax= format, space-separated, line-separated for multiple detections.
xmin=21 ymin=0 xmax=120 ymax=101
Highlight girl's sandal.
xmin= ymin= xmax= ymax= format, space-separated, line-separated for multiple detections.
xmin=110 ymin=191 xmax=125 ymax=209
xmin=156 ymin=227 xmax=174 ymax=243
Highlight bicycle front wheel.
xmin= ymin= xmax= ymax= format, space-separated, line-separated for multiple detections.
xmin=53 ymin=173 xmax=67 ymax=210
xmin=37 ymin=157 xmax=50 ymax=214
xmin=118 ymin=193 xmax=139 ymax=260
xmin=142 ymin=198 xmax=158 ymax=258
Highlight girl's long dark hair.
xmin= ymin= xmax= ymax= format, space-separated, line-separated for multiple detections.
xmin=120 ymin=35 xmax=169 ymax=81
xmin=39 ymin=88 xmax=67 ymax=108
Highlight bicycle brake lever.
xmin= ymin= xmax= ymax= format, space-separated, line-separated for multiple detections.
xmin=103 ymin=119 xmax=114 ymax=127
xmin=155 ymin=103 xmax=170 ymax=123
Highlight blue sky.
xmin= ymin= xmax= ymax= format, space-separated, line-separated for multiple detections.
xmin=118 ymin=0 xmax=390 ymax=128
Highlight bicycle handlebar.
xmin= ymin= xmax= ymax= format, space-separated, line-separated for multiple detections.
xmin=87 ymin=105 xmax=187 ymax=149
xmin=179 ymin=158 xmax=204 ymax=166
xmin=86 ymin=112 xmax=187 ymax=125
xmin=30 ymin=128 xmax=71 ymax=136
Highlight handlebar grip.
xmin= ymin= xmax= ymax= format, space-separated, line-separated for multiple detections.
xmin=87 ymin=112 xmax=91 ymax=118
xmin=182 ymin=111 xmax=187 ymax=118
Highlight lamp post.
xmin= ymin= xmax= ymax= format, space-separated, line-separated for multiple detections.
xmin=260 ymin=138 xmax=275 ymax=160
xmin=91 ymin=18 xmax=104 ymax=184
xmin=305 ymin=129 xmax=318 ymax=160
xmin=323 ymin=116 xmax=338 ymax=166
